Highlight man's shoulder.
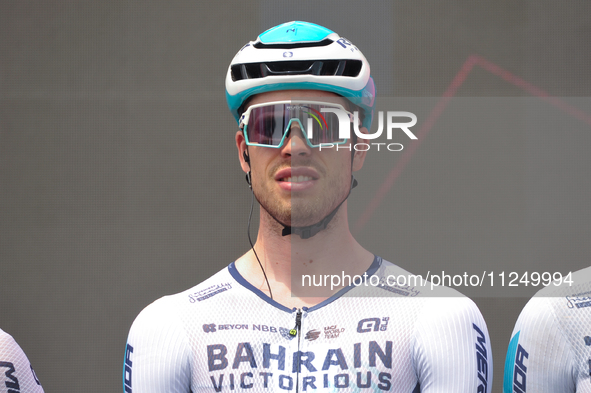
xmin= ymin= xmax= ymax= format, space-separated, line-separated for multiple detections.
xmin=363 ymin=258 xmax=486 ymax=328
xmin=519 ymin=266 xmax=591 ymax=317
xmin=514 ymin=266 xmax=591 ymax=332
xmin=505 ymin=267 xmax=591 ymax=393
xmin=533 ymin=265 xmax=591 ymax=297
xmin=131 ymin=264 xmax=237 ymax=328
xmin=376 ymin=258 xmax=473 ymax=299
xmin=0 ymin=328 xmax=17 ymax=349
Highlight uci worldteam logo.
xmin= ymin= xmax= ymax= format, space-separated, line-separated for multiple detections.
xmin=304 ymin=329 xmax=321 ymax=341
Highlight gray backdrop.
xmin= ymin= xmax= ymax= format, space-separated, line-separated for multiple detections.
xmin=1 ymin=1 xmax=590 ymax=392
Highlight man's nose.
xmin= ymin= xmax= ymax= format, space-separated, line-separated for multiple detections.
xmin=281 ymin=123 xmax=312 ymax=157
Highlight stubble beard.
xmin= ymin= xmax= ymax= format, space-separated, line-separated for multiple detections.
xmin=253 ymin=160 xmax=351 ymax=231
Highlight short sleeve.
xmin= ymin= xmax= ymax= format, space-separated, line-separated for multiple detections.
xmin=503 ymin=297 xmax=576 ymax=393
xmin=124 ymin=298 xmax=192 ymax=393
xmin=0 ymin=329 xmax=44 ymax=393
xmin=412 ymin=297 xmax=493 ymax=393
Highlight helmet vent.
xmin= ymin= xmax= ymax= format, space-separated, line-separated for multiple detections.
xmin=231 ymin=60 xmax=362 ymax=81
xmin=253 ymin=39 xmax=333 ymax=49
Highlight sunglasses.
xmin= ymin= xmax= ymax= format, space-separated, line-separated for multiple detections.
xmin=239 ymin=100 xmax=354 ymax=148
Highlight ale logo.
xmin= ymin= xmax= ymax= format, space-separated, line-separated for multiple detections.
xmin=356 ymin=317 xmax=390 ymax=333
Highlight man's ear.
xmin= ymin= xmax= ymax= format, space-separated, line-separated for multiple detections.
xmin=235 ymin=130 xmax=250 ymax=173
xmin=352 ymin=126 xmax=369 ymax=172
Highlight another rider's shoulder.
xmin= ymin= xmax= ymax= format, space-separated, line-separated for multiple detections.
xmin=0 ymin=328 xmax=31 ymax=356
xmin=0 ymin=327 xmax=11 ymax=339
xmin=532 ymin=266 xmax=591 ymax=298
xmin=0 ymin=328 xmax=17 ymax=348
xmin=516 ymin=266 xmax=591 ymax=330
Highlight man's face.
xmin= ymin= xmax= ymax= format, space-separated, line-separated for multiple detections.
xmin=235 ymin=90 xmax=367 ymax=228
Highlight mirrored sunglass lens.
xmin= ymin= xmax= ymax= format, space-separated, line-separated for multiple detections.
xmin=246 ymin=103 xmax=347 ymax=146
xmin=303 ymin=106 xmax=345 ymax=146
xmin=248 ymin=104 xmax=286 ymax=146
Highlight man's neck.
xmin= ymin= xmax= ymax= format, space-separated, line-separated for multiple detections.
xmin=234 ymin=203 xmax=374 ymax=309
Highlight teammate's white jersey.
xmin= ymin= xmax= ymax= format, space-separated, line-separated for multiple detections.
xmin=503 ymin=267 xmax=591 ymax=393
xmin=0 ymin=329 xmax=44 ymax=393
xmin=124 ymin=257 xmax=492 ymax=392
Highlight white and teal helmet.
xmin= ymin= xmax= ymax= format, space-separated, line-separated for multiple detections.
xmin=225 ymin=21 xmax=376 ymax=130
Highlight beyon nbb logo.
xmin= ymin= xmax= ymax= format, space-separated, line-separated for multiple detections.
xmin=315 ymin=109 xmax=417 ymax=152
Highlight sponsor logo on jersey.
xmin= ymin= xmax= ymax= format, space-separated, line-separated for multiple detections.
xmin=565 ymin=290 xmax=591 ymax=309
xmin=203 ymin=323 xmax=250 ymax=332
xmin=503 ymin=332 xmax=529 ymax=393
xmin=376 ymin=277 xmax=421 ymax=297
xmin=205 ymin=341 xmax=394 ymax=392
xmin=219 ymin=324 xmax=248 ymax=330
xmin=202 ymin=323 xmax=298 ymax=341
xmin=305 ymin=329 xmax=321 ymax=341
xmin=324 ymin=325 xmax=345 ymax=339
xmin=253 ymin=324 xmax=280 ymax=334
xmin=123 ymin=344 xmax=133 ymax=392
xmin=30 ymin=364 xmax=40 ymax=386
xmin=189 ymin=283 xmax=233 ymax=303
xmin=356 ymin=317 xmax=389 ymax=333
xmin=279 ymin=327 xmax=296 ymax=341
xmin=0 ymin=361 xmax=20 ymax=392
xmin=473 ymin=324 xmax=489 ymax=393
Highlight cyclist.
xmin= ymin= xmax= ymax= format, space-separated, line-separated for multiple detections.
xmin=124 ymin=21 xmax=492 ymax=392
xmin=504 ymin=267 xmax=591 ymax=393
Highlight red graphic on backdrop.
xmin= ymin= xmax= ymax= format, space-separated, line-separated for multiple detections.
xmin=353 ymin=55 xmax=591 ymax=233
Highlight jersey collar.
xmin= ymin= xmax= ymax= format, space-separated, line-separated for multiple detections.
xmin=227 ymin=255 xmax=382 ymax=313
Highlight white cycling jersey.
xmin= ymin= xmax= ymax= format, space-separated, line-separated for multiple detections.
xmin=503 ymin=267 xmax=591 ymax=393
xmin=124 ymin=256 xmax=492 ymax=392
xmin=0 ymin=329 xmax=44 ymax=393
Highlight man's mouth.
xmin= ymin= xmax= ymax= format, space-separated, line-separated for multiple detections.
xmin=274 ymin=167 xmax=320 ymax=191
xmin=280 ymin=176 xmax=315 ymax=183
xmin=275 ymin=167 xmax=320 ymax=181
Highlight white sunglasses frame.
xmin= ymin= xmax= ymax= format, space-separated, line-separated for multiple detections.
xmin=239 ymin=100 xmax=355 ymax=148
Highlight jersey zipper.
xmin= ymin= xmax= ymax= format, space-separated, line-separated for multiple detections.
xmin=289 ymin=309 xmax=302 ymax=337
xmin=290 ymin=309 xmax=303 ymax=392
